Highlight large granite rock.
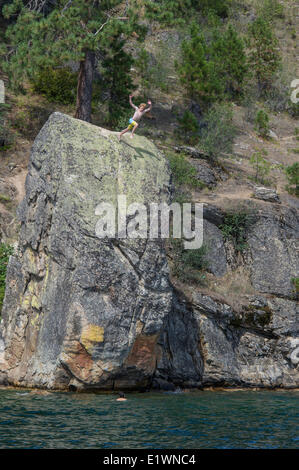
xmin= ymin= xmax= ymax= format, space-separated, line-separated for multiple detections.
xmin=0 ymin=112 xmax=178 ymax=390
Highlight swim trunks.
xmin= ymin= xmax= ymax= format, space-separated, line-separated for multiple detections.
xmin=128 ymin=118 xmax=137 ymax=130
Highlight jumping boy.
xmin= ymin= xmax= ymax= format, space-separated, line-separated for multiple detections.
xmin=118 ymin=94 xmax=152 ymax=140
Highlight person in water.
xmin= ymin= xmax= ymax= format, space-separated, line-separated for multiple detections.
xmin=116 ymin=392 xmax=127 ymax=401
xmin=118 ymin=94 xmax=152 ymax=140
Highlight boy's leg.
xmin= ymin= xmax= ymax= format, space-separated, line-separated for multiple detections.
xmin=130 ymin=123 xmax=138 ymax=138
xmin=119 ymin=127 xmax=130 ymax=140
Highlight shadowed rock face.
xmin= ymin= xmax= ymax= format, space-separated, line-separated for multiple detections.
xmin=0 ymin=112 xmax=192 ymax=390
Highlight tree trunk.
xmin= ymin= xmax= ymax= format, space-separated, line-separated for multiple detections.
xmin=75 ymin=50 xmax=95 ymax=123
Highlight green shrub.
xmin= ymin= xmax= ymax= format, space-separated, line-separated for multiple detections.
xmin=144 ymin=0 xmax=229 ymax=26
xmin=285 ymin=163 xmax=299 ymax=196
xmin=198 ymin=0 xmax=230 ymax=18
xmin=0 ymin=103 xmax=13 ymax=151
xmin=169 ymin=238 xmax=207 ymax=284
xmin=113 ymin=113 xmax=131 ymax=132
xmin=172 ymin=189 xmax=193 ymax=205
xmin=254 ymin=110 xmax=270 ymax=138
xmin=32 ymin=67 xmax=77 ymax=104
xmin=167 ymin=152 xmax=202 ymax=189
xmin=258 ymin=0 xmax=285 ymax=22
xmin=243 ymin=304 xmax=273 ymax=327
xmin=198 ymin=103 xmax=237 ymax=159
xmin=0 ymin=194 xmax=12 ymax=204
xmin=249 ymin=149 xmax=271 ymax=184
xmin=262 ymin=77 xmax=294 ymax=115
xmin=288 ymin=101 xmax=299 ymax=119
xmin=176 ymin=110 xmax=199 ymax=144
xmin=0 ymin=243 xmax=13 ymax=313
xmin=220 ymin=210 xmax=252 ymax=253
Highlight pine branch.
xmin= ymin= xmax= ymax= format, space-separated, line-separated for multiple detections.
xmin=94 ymin=16 xmax=129 ymax=36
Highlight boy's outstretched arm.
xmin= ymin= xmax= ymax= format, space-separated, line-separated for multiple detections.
xmin=129 ymin=94 xmax=138 ymax=110
xmin=143 ymin=100 xmax=152 ymax=114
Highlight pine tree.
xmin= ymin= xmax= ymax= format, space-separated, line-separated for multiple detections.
xmin=247 ymin=16 xmax=281 ymax=92
xmin=1 ymin=0 xmax=140 ymax=122
xmin=211 ymin=25 xmax=248 ymax=98
xmin=144 ymin=0 xmax=230 ymax=25
xmin=198 ymin=0 xmax=230 ymax=18
xmin=100 ymin=32 xmax=135 ymax=126
xmin=175 ymin=23 xmax=224 ymax=107
xmin=144 ymin=0 xmax=199 ymax=25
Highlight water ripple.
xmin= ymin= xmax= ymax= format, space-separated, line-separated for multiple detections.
xmin=0 ymin=389 xmax=298 ymax=448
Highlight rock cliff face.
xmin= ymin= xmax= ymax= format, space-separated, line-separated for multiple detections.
xmin=0 ymin=112 xmax=178 ymax=390
xmin=0 ymin=112 xmax=298 ymax=391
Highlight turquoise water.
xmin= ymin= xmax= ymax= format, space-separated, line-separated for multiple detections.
xmin=0 ymin=389 xmax=298 ymax=448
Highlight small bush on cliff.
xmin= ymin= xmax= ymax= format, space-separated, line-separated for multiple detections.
xmin=258 ymin=0 xmax=285 ymax=23
xmin=167 ymin=152 xmax=202 ymax=189
xmin=198 ymin=103 xmax=237 ymax=160
xmin=220 ymin=210 xmax=252 ymax=253
xmin=285 ymin=163 xmax=299 ymax=196
xmin=254 ymin=110 xmax=270 ymax=138
xmin=249 ymin=149 xmax=272 ymax=185
xmin=0 ymin=243 xmax=13 ymax=313
xmin=169 ymin=238 xmax=207 ymax=284
xmin=176 ymin=110 xmax=199 ymax=144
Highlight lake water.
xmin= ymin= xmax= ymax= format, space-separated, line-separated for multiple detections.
xmin=0 ymin=389 xmax=298 ymax=448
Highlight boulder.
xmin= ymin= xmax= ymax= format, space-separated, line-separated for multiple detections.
xmin=190 ymin=160 xmax=217 ymax=188
xmin=0 ymin=112 xmax=177 ymax=390
xmin=253 ymin=186 xmax=280 ymax=203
